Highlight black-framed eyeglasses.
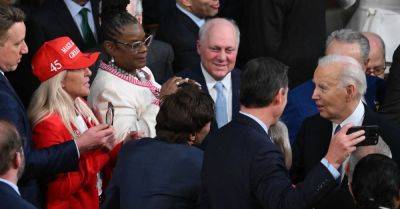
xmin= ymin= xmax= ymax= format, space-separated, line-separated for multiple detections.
xmin=114 ymin=35 xmax=153 ymax=53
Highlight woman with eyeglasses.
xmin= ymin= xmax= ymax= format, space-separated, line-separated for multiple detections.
xmin=88 ymin=0 xmax=192 ymax=143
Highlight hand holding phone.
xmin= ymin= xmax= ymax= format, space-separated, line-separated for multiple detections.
xmin=346 ymin=125 xmax=380 ymax=146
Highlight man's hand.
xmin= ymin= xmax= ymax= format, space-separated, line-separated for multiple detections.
xmin=75 ymin=124 xmax=116 ymax=153
xmin=325 ymin=123 xmax=365 ymax=169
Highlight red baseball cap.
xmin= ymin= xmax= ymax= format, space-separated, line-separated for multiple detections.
xmin=31 ymin=36 xmax=99 ymax=82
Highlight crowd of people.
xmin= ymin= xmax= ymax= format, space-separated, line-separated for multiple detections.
xmin=0 ymin=0 xmax=399 ymax=209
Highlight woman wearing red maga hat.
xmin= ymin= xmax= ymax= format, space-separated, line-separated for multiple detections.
xmin=27 ymin=36 xmax=115 ymax=209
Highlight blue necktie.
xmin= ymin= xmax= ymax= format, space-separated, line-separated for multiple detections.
xmin=214 ymin=82 xmax=228 ymax=128
xmin=334 ymin=124 xmax=343 ymax=184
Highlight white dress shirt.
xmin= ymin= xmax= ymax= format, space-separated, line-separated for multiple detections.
xmin=331 ymin=100 xmax=365 ymax=180
xmin=0 ymin=178 xmax=20 ymax=195
xmin=176 ymin=3 xmax=205 ymax=27
xmin=201 ymin=64 xmax=233 ymax=122
xmin=64 ymin=0 xmax=98 ymax=41
xmin=331 ymin=100 xmax=365 ymax=136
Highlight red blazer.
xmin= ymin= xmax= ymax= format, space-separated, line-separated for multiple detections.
xmin=32 ymin=113 xmax=109 ymax=209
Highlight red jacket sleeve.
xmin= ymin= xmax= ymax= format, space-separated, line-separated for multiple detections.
xmin=32 ymin=114 xmax=109 ymax=199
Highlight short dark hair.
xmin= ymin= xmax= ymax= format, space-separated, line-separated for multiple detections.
xmin=0 ymin=119 xmax=22 ymax=175
xmin=156 ymin=84 xmax=214 ymax=143
xmin=351 ymin=154 xmax=400 ymax=209
xmin=240 ymin=57 xmax=289 ymax=108
xmin=0 ymin=5 xmax=25 ymax=44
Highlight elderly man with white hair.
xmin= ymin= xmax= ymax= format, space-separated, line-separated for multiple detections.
xmin=290 ymin=54 xmax=400 ymax=209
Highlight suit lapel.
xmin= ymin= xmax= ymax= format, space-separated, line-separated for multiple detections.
xmin=91 ymin=0 xmax=101 ymax=37
xmin=192 ymin=65 xmax=210 ymax=95
xmin=0 ymin=74 xmax=25 ymax=110
xmin=231 ymin=68 xmax=241 ymax=118
xmin=175 ymin=8 xmax=200 ymax=38
xmin=53 ymin=0 xmax=86 ymax=49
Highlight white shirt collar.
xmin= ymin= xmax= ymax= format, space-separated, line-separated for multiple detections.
xmin=176 ymin=3 xmax=205 ymax=27
xmin=0 ymin=70 xmax=4 ymax=76
xmin=0 ymin=178 xmax=20 ymax=195
xmin=239 ymin=111 xmax=269 ymax=136
xmin=64 ymin=0 xmax=92 ymax=17
xmin=332 ymin=100 xmax=365 ymax=135
xmin=200 ymin=63 xmax=232 ymax=91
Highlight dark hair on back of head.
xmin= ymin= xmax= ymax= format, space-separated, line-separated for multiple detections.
xmin=351 ymin=154 xmax=400 ymax=209
xmin=156 ymin=84 xmax=214 ymax=144
xmin=240 ymin=57 xmax=289 ymax=108
xmin=100 ymin=0 xmax=139 ymax=42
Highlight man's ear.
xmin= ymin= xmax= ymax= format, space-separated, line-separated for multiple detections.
xmin=273 ymin=88 xmax=286 ymax=105
xmin=345 ymin=84 xmax=356 ymax=102
xmin=12 ymin=151 xmax=22 ymax=169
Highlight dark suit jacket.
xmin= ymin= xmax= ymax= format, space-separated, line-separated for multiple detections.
xmin=178 ymin=65 xmax=241 ymax=135
xmin=156 ymin=7 xmax=200 ymax=73
xmin=202 ymin=113 xmax=337 ymax=209
xmin=101 ymin=138 xmax=203 ymax=209
xmin=381 ymin=44 xmax=400 ymax=127
xmin=0 ymin=73 xmax=78 ymax=207
xmin=0 ymin=181 xmax=37 ymax=209
xmin=7 ymin=0 xmax=101 ymax=107
xmin=142 ymin=0 xmax=176 ymax=26
xmin=290 ymin=106 xmax=400 ymax=209
xmin=27 ymin=0 xmax=101 ymax=54
xmin=237 ymin=0 xmax=326 ymax=88
xmin=147 ymin=39 xmax=174 ymax=84
xmin=281 ymin=76 xmax=385 ymax=144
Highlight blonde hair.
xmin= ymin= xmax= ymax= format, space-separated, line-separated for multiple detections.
xmin=28 ymin=71 xmax=99 ymax=138
xmin=268 ymin=121 xmax=292 ymax=169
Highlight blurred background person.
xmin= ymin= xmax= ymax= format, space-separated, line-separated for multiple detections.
xmin=156 ymin=0 xmax=220 ymax=73
xmin=102 ymin=84 xmax=214 ymax=209
xmin=28 ymin=37 xmax=115 ymax=209
xmin=338 ymin=0 xmax=400 ymax=67
xmin=89 ymin=0 xmax=192 ymax=143
xmin=268 ymin=121 xmax=292 ymax=169
xmin=350 ymin=154 xmax=400 ymax=209
xmin=126 ymin=0 xmax=174 ymax=84
xmin=0 ymin=120 xmax=36 ymax=209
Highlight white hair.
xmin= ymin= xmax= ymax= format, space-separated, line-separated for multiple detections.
xmin=198 ymin=18 xmax=240 ymax=47
xmin=318 ymin=54 xmax=367 ymax=98
xmin=347 ymin=137 xmax=392 ymax=183
xmin=268 ymin=121 xmax=292 ymax=169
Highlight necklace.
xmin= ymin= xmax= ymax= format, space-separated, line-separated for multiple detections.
xmin=109 ymin=59 xmax=149 ymax=82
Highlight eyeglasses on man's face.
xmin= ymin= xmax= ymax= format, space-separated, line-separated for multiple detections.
xmin=114 ymin=35 xmax=153 ymax=53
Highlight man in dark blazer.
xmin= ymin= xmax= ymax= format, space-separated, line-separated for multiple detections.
xmin=202 ymin=57 xmax=365 ymax=209
xmin=178 ymin=18 xmax=240 ymax=139
xmin=7 ymin=0 xmax=101 ymax=107
xmin=290 ymin=54 xmax=400 ymax=209
xmin=281 ymin=29 xmax=386 ymax=143
xmin=0 ymin=5 xmax=115 ymax=207
xmin=381 ymin=44 xmax=400 ymax=127
xmin=237 ymin=0 xmax=326 ymax=88
xmin=0 ymin=120 xmax=36 ymax=209
xmin=147 ymin=39 xmax=174 ymax=84
xmin=156 ymin=0 xmax=219 ymax=73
